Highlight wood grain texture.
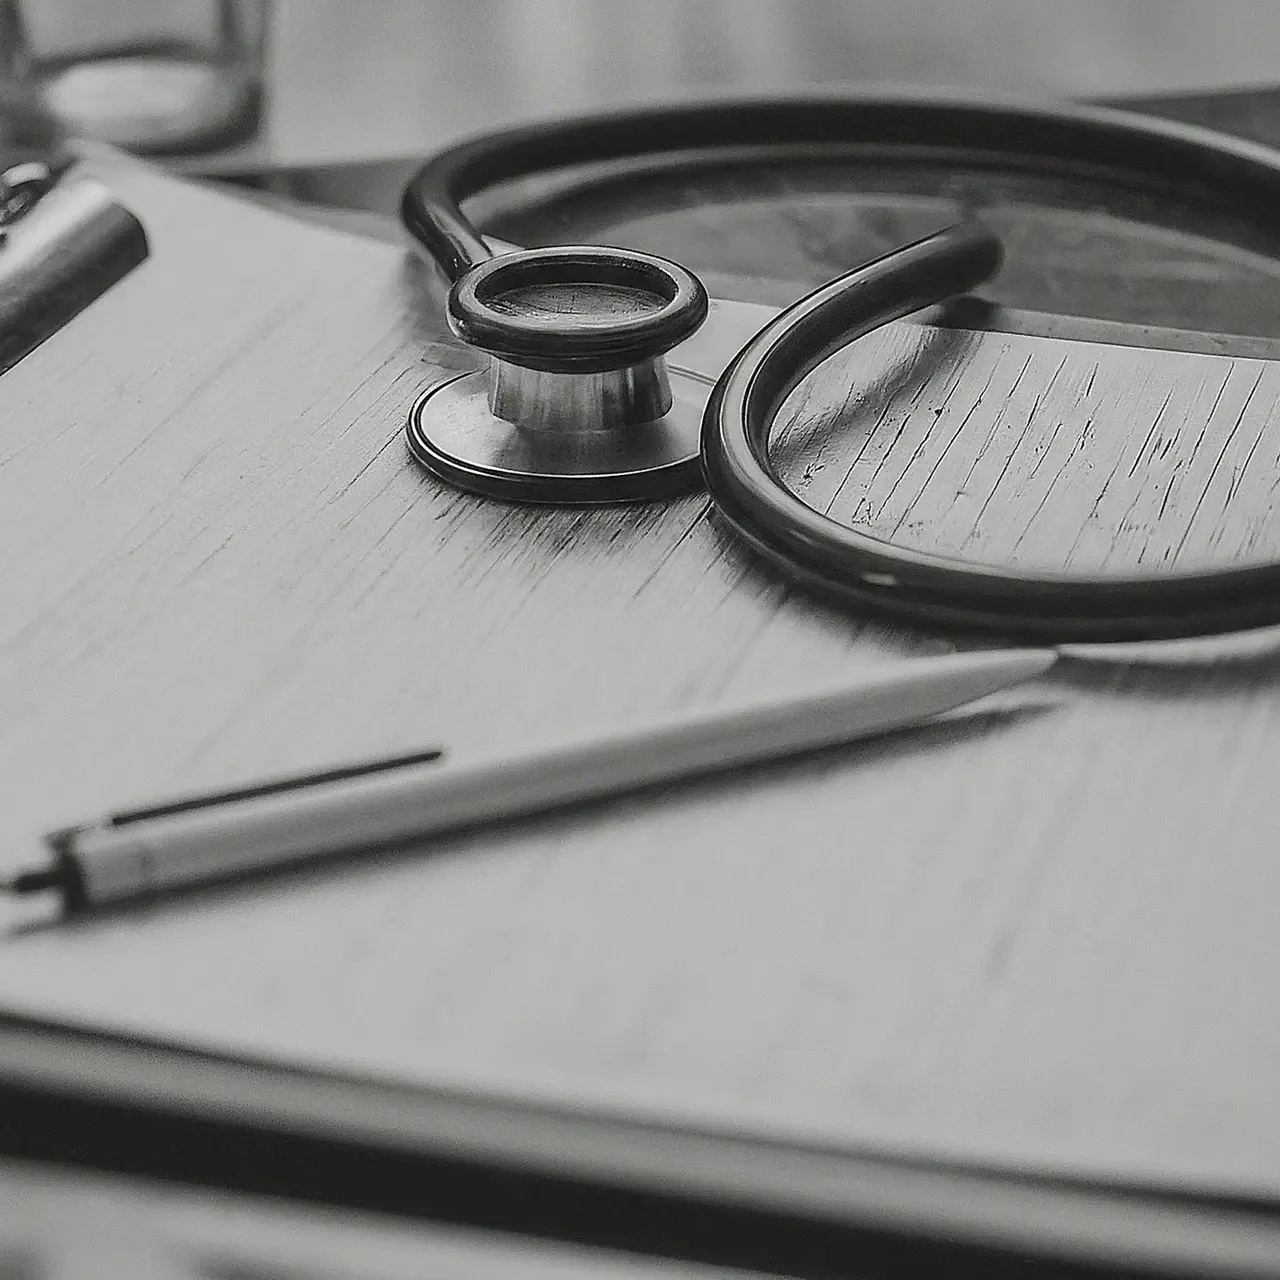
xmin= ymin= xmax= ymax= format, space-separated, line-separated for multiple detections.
xmin=2 ymin=147 xmax=1280 ymax=1225
xmin=773 ymin=321 xmax=1280 ymax=574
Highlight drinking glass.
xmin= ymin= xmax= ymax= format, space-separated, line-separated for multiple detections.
xmin=0 ymin=0 xmax=269 ymax=153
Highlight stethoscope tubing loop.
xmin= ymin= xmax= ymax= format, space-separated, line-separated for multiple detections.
xmin=700 ymin=224 xmax=1280 ymax=639
xmin=402 ymin=90 xmax=1280 ymax=638
xmin=401 ymin=89 xmax=1280 ymax=284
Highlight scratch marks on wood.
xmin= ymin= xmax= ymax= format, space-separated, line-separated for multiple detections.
xmin=1173 ymin=365 xmax=1266 ymax=563
xmin=87 ymin=294 xmax=307 ymax=480
xmin=631 ymin=500 xmax=714 ymax=597
xmin=885 ymin=360 xmax=999 ymax=538
xmin=954 ymin=349 xmax=1032 ymax=498
xmin=1125 ymin=387 xmax=1176 ymax=479
xmin=494 ymin=511 xmax=595 ymax=623
xmin=334 ymin=427 xmax=406 ymax=504
xmin=1089 ymin=387 xmax=1178 ymax=571
xmin=770 ymin=324 xmax=1280 ymax=577
xmin=961 ymin=354 xmax=1067 ymax=550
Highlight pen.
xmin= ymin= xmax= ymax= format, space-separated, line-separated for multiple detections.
xmin=5 ymin=649 xmax=1055 ymax=911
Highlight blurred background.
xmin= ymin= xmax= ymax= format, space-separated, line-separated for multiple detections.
xmin=256 ymin=0 xmax=1280 ymax=167
xmin=6 ymin=0 xmax=1280 ymax=170
xmin=7 ymin=0 xmax=1280 ymax=237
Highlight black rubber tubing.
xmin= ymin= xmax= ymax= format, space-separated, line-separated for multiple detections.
xmin=701 ymin=222 xmax=1280 ymax=639
xmin=401 ymin=92 xmax=1280 ymax=637
xmin=400 ymin=89 xmax=1280 ymax=284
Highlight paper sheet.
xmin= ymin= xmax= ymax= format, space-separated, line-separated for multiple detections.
xmin=3 ymin=156 xmax=1280 ymax=1231
xmin=3 ymin=675 xmax=1279 ymax=1201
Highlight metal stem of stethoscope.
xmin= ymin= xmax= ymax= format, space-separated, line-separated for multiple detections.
xmin=407 ymin=241 xmax=718 ymax=501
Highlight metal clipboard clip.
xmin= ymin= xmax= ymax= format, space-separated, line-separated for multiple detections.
xmin=0 ymin=157 xmax=148 ymax=376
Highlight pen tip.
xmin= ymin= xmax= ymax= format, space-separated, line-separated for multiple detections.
xmin=955 ymin=647 xmax=1057 ymax=682
xmin=1006 ymin=649 xmax=1059 ymax=685
xmin=1019 ymin=647 xmax=1060 ymax=675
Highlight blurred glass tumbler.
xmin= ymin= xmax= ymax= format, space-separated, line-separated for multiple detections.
xmin=0 ymin=0 xmax=268 ymax=153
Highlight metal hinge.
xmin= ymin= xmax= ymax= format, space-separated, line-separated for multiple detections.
xmin=0 ymin=159 xmax=58 ymax=242
xmin=0 ymin=157 xmax=148 ymax=373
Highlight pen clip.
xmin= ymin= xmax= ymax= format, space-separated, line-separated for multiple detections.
xmin=105 ymin=747 xmax=447 ymax=827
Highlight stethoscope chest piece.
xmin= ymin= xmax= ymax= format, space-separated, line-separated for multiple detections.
xmin=407 ymin=244 xmax=712 ymax=503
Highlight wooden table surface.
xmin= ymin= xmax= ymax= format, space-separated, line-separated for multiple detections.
xmin=5 ymin=95 xmax=1280 ymax=1278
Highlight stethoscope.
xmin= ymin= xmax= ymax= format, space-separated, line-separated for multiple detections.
xmin=399 ymin=91 xmax=1280 ymax=640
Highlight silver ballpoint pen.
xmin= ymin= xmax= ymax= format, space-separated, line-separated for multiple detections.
xmin=6 ymin=649 xmax=1055 ymax=911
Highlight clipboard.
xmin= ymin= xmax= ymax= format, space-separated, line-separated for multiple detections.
xmin=0 ymin=152 xmax=147 ymax=374
xmin=3 ymin=144 xmax=1280 ymax=1279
